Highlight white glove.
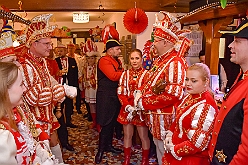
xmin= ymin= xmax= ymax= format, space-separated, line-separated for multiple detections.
xmin=165 ymin=143 xmax=174 ymax=152
xmin=125 ymin=105 xmax=135 ymax=113
xmin=125 ymin=105 xmax=136 ymax=122
xmin=164 ymin=130 xmax=173 ymax=152
xmin=35 ymin=143 xmax=51 ymax=162
xmin=43 ymin=140 xmax=50 ymax=149
xmin=63 ymin=84 xmax=77 ymax=99
xmin=133 ymin=90 xmax=142 ymax=107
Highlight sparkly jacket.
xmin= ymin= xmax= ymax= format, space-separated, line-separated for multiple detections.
xmin=209 ymin=72 xmax=248 ymax=165
xmin=137 ymin=49 xmax=187 ymax=140
xmin=162 ymin=91 xmax=218 ymax=165
xmin=19 ymin=52 xmax=65 ymax=134
xmin=117 ymin=67 xmax=148 ymax=126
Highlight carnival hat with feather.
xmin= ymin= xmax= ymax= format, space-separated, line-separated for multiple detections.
xmin=17 ymin=14 xmax=57 ymax=48
xmin=153 ymin=11 xmax=192 ymax=56
xmin=82 ymin=38 xmax=100 ymax=57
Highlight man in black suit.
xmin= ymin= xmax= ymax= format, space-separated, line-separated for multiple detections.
xmin=54 ymin=44 xmax=79 ymax=150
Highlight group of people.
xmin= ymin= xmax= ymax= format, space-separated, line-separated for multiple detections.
xmin=94 ymin=11 xmax=248 ymax=165
xmin=0 ymin=10 xmax=248 ymax=165
xmin=0 ymin=14 xmax=72 ymax=164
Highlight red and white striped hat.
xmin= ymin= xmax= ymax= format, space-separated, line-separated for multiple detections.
xmin=101 ymin=24 xmax=119 ymax=44
xmin=82 ymin=39 xmax=100 ymax=57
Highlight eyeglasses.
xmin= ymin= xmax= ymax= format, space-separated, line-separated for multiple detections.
xmin=36 ymin=41 xmax=53 ymax=48
xmin=153 ymin=38 xmax=164 ymax=43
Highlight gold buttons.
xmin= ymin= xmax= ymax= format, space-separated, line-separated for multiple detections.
xmin=223 ymin=106 xmax=227 ymax=109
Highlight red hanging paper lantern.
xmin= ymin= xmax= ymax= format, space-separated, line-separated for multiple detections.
xmin=123 ymin=8 xmax=148 ymax=34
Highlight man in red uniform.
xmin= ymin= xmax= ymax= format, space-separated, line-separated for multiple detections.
xmin=209 ymin=19 xmax=248 ymax=165
xmin=95 ymin=39 xmax=124 ymax=164
xmin=134 ymin=11 xmax=191 ymax=164
xmin=15 ymin=14 xmax=66 ymax=163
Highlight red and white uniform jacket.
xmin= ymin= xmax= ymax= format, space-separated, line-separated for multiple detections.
xmin=162 ymin=91 xmax=218 ymax=165
xmin=209 ymin=71 xmax=248 ymax=165
xmin=117 ymin=67 xmax=148 ymax=126
xmin=0 ymin=120 xmax=31 ymax=165
xmin=138 ymin=49 xmax=187 ymax=140
xmin=19 ymin=52 xmax=65 ymax=135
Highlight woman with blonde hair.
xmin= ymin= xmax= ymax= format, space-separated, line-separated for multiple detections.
xmin=0 ymin=62 xmax=28 ymax=164
xmin=162 ymin=63 xmax=218 ymax=165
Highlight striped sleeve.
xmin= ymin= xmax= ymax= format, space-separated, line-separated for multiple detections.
xmin=117 ymin=71 xmax=130 ymax=107
xmin=172 ymin=103 xmax=217 ymax=158
xmin=21 ymin=63 xmax=53 ymax=106
xmin=141 ymin=59 xmax=186 ymax=110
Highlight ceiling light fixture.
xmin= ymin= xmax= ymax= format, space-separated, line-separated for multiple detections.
xmin=73 ymin=13 xmax=89 ymax=23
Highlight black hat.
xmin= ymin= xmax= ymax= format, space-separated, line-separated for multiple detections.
xmin=102 ymin=39 xmax=123 ymax=53
xmin=219 ymin=19 xmax=248 ymax=38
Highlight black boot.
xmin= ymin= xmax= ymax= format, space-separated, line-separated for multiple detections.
xmin=105 ymin=145 xmax=122 ymax=153
xmin=105 ymin=127 xmax=122 ymax=154
xmin=95 ymin=133 xmax=106 ymax=164
xmin=85 ymin=102 xmax=92 ymax=121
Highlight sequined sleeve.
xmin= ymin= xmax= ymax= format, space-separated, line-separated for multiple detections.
xmin=21 ymin=63 xmax=53 ymax=106
xmin=117 ymin=71 xmax=131 ymax=107
xmin=140 ymin=59 xmax=186 ymax=111
xmin=171 ymin=103 xmax=217 ymax=158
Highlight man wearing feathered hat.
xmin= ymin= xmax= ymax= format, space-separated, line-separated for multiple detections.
xmin=95 ymin=25 xmax=124 ymax=164
xmin=15 ymin=14 xmax=73 ymax=163
xmin=0 ymin=25 xmax=57 ymax=165
xmin=133 ymin=11 xmax=191 ymax=164
xmin=209 ymin=18 xmax=248 ymax=165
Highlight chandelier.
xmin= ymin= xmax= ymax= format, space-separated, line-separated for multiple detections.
xmin=73 ymin=13 xmax=89 ymax=23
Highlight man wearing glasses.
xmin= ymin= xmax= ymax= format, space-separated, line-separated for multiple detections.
xmin=134 ymin=11 xmax=191 ymax=164
xmin=15 ymin=14 xmax=67 ymax=163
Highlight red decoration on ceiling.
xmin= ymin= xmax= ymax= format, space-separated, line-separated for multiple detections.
xmin=123 ymin=8 xmax=148 ymax=34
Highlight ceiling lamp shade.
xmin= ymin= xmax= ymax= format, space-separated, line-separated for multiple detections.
xmin=73 ymin=13 xmax=89 ymax=23
xmin=123 ymin=8 xmax=148 ymax=34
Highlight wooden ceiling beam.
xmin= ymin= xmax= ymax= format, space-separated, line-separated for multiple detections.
xmin=1 ymin=0 xmax=166 ymax=12
xmin=180 ymin=1 xmax=248 ymax=24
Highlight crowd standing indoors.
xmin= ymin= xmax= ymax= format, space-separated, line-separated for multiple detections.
xmin=1 ymin=8 xmax=248 ymax=165
xmin=117 ymin=49 xmax=150 ymax=165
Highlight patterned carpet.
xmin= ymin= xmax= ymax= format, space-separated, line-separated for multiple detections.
xmin=62 ymin=105 xmax=159 ymax=165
